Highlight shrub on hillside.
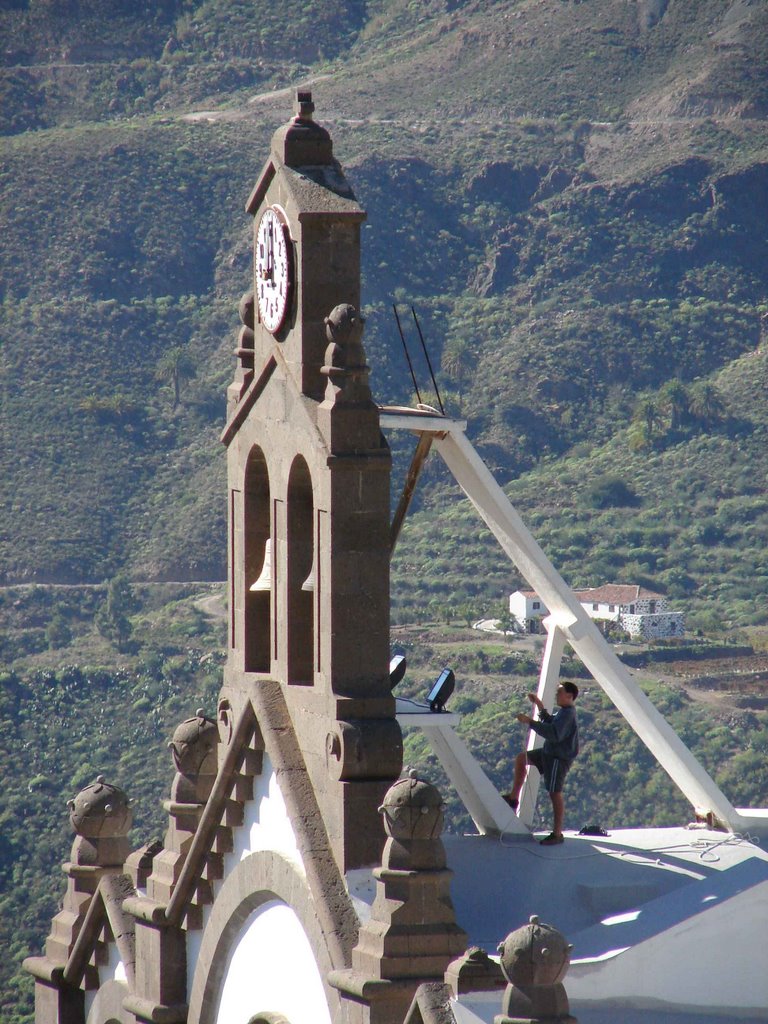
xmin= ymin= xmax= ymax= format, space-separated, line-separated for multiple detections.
xmin=586 ymin=475 xmax=640 ymax=509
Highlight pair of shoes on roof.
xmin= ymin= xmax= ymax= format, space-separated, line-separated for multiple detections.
xmin=501 ymin=793 xmax=518 ymax=810
xmin=539 ymin=832 xmax=564 ymax=846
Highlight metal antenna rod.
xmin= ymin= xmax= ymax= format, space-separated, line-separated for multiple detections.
xmin=411 ymin=306 xmax=444 ymax=415
xmin=393 ymin=303 xmax=422 ymax=405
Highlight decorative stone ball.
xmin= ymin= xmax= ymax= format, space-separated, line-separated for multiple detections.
xmin=67 ymin=776 xmax=132 ymax=838
xmin=378 ymin=768 xmax=443 ymax=840
xmin=497 ymin=915 xmax=572 ymax=988
xmin=168 ymin=709 xmax=218 ymax=776
xmin=239 ymin=290 xmax=254 ymax=329
xmin=324 ymin=303 xmax=365 ymax=353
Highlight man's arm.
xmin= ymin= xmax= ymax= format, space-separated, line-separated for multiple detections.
xmin=528 ymin=707 xmax=575 ymax=742
xmin=517 ymin=691 xmax=545 ymax=725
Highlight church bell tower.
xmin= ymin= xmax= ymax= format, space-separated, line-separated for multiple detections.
xmin=219 ymin=91 xmax=402 ymax=873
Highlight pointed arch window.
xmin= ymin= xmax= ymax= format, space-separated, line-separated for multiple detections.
xmin=287 ymin=455 xmax=314 ymax=684
xmin=244 ymin=446 xmax=271 ymax=673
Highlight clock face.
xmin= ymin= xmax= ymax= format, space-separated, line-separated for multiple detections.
xmin=255 ymin=206 xmax=293 ymax=334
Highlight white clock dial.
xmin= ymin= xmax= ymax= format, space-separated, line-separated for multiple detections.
xmin=256 ymin=207 xmax=293 ymax=334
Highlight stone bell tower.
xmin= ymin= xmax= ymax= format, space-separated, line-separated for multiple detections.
xmin=219 ymin=91 xmax=401 ymax=873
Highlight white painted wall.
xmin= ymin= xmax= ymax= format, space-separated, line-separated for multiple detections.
xmin=224 ymin=752 xmax=303 ymax=872
xmin=509 ymin=590 xmax=547 ymax=626
xmin=215 ymin=899 xmax=332 ymax=1024
xmin=187 ymin=754 xmax=306 ymax=1004
xmin=582 ymin=601 xmax=621 ymax=622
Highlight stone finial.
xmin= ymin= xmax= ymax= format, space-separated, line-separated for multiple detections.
xmin=325 ymin=301 xmax=365 ymax=347
xmin=236 ymin=290 xmax=255 ymax=369
xmin=65 ymin=776 xmax=133 ymax=870
xmin=168 ymin=709 xmax=218 ymax=778
xmin=495 ymin=915 xmax=577 ymax=1024
xmin=230 ymin=289 xmax=256 ymax=405
xmin=322 ymin=303 xmax=372 ymax=404
xmin=166 ymin=708 xmax=219 ymax=807
xmin=239 ymin=289 xmax=255 ymax=331
xmin=68 ymin=776 xmax=132 ymax=839
xmin=272 ymin=89 xmax=333 ymax=166
xmin=316 ymin=302 xmax=381 ymax=452
xmin=295 ymin=90 xmax=315 ymax=120
xmin=379 ymin=768 xmax=444 ymax=842
xmin=377 ymin=769 xmax=446 ymax=873
xmin=218 ymin=696 xmax=233 ymax=744
xmin=145 ymin=710 xmax=220 ymax=906
xmin=498 ymin=915 xmax=572 ymax=988
xmin=324 ymin=304 xmax=368 ymax=366
xmin=332 ymin=771 xmax=467 ymax=1017
xmin=26 ymin=777 xmax=133 ymax=982
xmin=445 ymin=946 xmax=506 ymax=996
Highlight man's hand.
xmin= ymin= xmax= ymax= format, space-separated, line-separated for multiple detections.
xmin=517 ymin=712 xmax=532 ymax=725
xmin=527 ymin=692 xmax=544 ymax=711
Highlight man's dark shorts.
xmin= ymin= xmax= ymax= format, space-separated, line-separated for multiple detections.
xmin=527 ymin=749 xmax=571 ymax=793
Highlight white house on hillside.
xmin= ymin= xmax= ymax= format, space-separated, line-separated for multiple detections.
xmin=509 ymin=583 xmax=685 ymax=640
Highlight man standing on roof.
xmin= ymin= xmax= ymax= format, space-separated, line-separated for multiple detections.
xmin=502 ymin=681 xmax=579 ymax=846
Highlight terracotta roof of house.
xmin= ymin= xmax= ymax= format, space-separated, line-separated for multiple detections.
xmin=572 ymin=584 xmax=663 ymax=604
xmin=515 ymin=584 xmax=663 ymax=604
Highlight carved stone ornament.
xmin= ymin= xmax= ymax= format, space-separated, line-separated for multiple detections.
xmin=497 ymin=915 xmax=572 ymax=989
xmin=67 ymin=775 xmax=132 ymax=839
xmin=378 ymin=767 xmax=444 ymax=841
xmin=168 ymin=708 xmax=218 ymax=776
xmin=322 ymin=303 xmax=372 ymax=402
xmin=495 ymin=915 xmax=577 ymax=1024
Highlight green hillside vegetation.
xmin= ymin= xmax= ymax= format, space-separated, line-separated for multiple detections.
xmin=0 ymin=655 xmax=222 ymax=1022
xmin=391 ymin=344 xmax=768 ymax=633
xmin=0 ymin=579 xmax=226 ymax=1020
xmin=2 ymin=586 xmax=768 ymax=1022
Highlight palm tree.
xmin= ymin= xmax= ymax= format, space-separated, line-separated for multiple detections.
xmin=441 ymin=337 xmax=471 ymax=403
xmin=631 ymin=396 xmax=663 ymax=446
xmin=688 ymin=381 xmax=725 ymax=425
xmin=638 ymin=397 xmax=662 ymax=438
xmin=660 ymin=379 xmax=690 ymax=430
xmin=155 ymin=346 xmax=196 ymax=408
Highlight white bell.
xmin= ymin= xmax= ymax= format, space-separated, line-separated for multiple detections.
xmin=249 ymin=538 xmax=272 ymax=592
xmin=301 ymin=561 xmax=315 ymax=592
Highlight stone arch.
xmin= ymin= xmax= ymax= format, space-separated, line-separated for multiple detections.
xmin=187 ymin=851 xmax=340 ymax=1024
xmin=243 ymin=445 xmax=271 ymax=672
xmin=286 ymin=454 xmax=314 ymax=684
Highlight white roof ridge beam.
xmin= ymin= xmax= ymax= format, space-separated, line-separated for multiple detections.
xmin=423 ymin=723 xmax=530 ymax=837
xmin=379 ymin=409 xmax=466 ymax=435
xmin=425 ymin=424 xmax=742 ymax=832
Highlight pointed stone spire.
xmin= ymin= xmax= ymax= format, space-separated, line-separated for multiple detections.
xmin=271 ymin=88 xmax=333 ymax=167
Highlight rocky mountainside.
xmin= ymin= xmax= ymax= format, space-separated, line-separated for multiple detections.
xmin=1 ymin=0 xmax=768 ymax=627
